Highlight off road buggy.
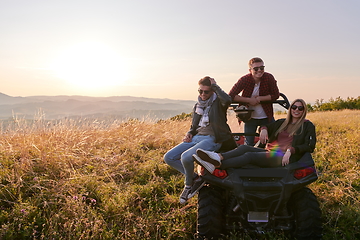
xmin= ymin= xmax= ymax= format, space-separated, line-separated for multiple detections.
xmin=195 ymin=93 xmax=322 ymax=239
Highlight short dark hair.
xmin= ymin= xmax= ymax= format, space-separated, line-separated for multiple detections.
xmin=248 ymin=57 xmax=264 ymax=68
xmin=198 ymin=76 xmax=211 ymax=86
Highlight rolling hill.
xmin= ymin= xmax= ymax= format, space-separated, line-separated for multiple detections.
xmin=0 ymin=93 xmax=196 ymax=120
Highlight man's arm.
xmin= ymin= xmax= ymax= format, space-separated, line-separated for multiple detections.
xmin=233 ymin=95 xmax=260 ymax=106
xmin=210 ymin=78 xmax=231 ymax=107
xmin=266 ymin=74 xmax=280 ymax=101
xmin=256 ymin=94 xmax=272 ymax=102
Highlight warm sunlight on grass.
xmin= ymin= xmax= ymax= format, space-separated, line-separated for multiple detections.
xmin=0 ymin=110 xmax=359 ymax=239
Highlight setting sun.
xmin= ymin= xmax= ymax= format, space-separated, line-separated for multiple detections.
xmin=50 ymin=42 xmax=128 ymax=89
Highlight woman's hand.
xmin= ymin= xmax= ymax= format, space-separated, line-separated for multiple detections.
xmin=282 ymin=150 xmax=291 ymax=166
xmin=259 ymin=129 xmax=268 ymax=144
xmin=183 ymin=133 xmax=193 ymax=143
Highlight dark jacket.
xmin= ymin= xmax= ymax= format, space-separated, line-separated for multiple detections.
xmin=264 ymin=119 xmax=316 ymax=163
xmin=188 ymin=84 xmax=235 ymax=150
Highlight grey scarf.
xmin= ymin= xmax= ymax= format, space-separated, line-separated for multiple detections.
xmin=195 ymin=93 xmax=217 ymax=127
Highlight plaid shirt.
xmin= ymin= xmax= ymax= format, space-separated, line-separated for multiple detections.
xmin=229 ymin=72 xmax=280 ymax=121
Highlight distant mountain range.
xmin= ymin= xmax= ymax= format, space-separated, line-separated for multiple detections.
xmin=0 ymin=93 xmax=196 ymax=121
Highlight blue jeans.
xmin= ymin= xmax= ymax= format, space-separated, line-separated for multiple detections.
xmin=244 ymin=117 xmax=274 ymax=146
xmin=164 ymin=135 xmax=221 ymax=186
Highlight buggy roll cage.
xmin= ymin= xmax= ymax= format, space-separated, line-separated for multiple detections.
xmin=230 ymin=93 xmax=290 ymax=137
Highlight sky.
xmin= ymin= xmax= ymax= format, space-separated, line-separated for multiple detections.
xmin=1 ymin=0 xmax=359 ymax=104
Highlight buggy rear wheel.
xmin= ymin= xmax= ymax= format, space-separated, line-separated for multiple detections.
xmin=289 ymin=187 xmax=322 ymax=239
xmin=196 ymin=186 xmax=224 ymax=240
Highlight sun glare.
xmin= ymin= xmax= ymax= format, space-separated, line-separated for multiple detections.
xmin=51 ymin=42 xmax=128 ymax=89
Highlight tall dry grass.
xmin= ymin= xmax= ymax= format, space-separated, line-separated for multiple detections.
xmin=0 ymin=110 xmax=359 ymax=239
xmin=0 ymin=116 xmax=193 ymax=239
xmin=308 ymin=110 xmax=360 ymax=239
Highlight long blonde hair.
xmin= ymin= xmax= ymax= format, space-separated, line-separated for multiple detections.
xmin=275 ymin=99 xmax=308 ymax=137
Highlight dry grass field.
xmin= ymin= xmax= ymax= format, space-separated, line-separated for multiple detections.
xmin=0 ymin=110 xmax=359 ymax=239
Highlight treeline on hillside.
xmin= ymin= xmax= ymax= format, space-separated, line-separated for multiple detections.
xmin=168 ymin=96 xmax=360 ymax=120
xmin=308 ymin=96 xmax=360 ymax=111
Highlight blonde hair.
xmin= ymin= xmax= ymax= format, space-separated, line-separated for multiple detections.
xmin=275 ymin=99 xmax=308 ymax=137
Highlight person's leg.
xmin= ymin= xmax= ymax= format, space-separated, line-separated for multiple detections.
xmin=259 ymin=117 xmax=272 ymax=127
xmin=256 ymin=118 xmax=272 ymax=148
xmin=244 ymin=119 xmax=259 ymax=146
xmin=195 ymin=145 xmax=264 ymax=168
xmin=163 ymin=140 xmax=197 ymax=175
xmin=221 ymin=145 xmax=264 ymax=160
xmin=221 ymin=151 xmax=282 ymax=169
xmin=244 ymin=118 xmax=269 ymax=146
xmin=181 ymin=135 xmax=221 ymax=186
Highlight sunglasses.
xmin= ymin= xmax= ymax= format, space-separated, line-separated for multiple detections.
xmin=252 ymin=66 xmax=265 ymax=72
xmin=198 ymin=89 xmax=211 ymax=95
xmin=291 ymin=105 xmax=304 ymax=111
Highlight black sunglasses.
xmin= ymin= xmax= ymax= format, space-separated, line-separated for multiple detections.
xmin=291 ymin=105 xmax=304 ymax=111
xmin=252 ymin=66 xmax=265 ymax=72
xmin=198 ymin=89 xmax=211 ymax=95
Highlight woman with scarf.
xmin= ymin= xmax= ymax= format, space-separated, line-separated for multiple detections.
xmin=164 ymin=76 xmax=235 ymax=204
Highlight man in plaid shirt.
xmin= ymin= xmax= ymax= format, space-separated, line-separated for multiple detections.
xmin=229 ymin=57 xmax=280 ymax=146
